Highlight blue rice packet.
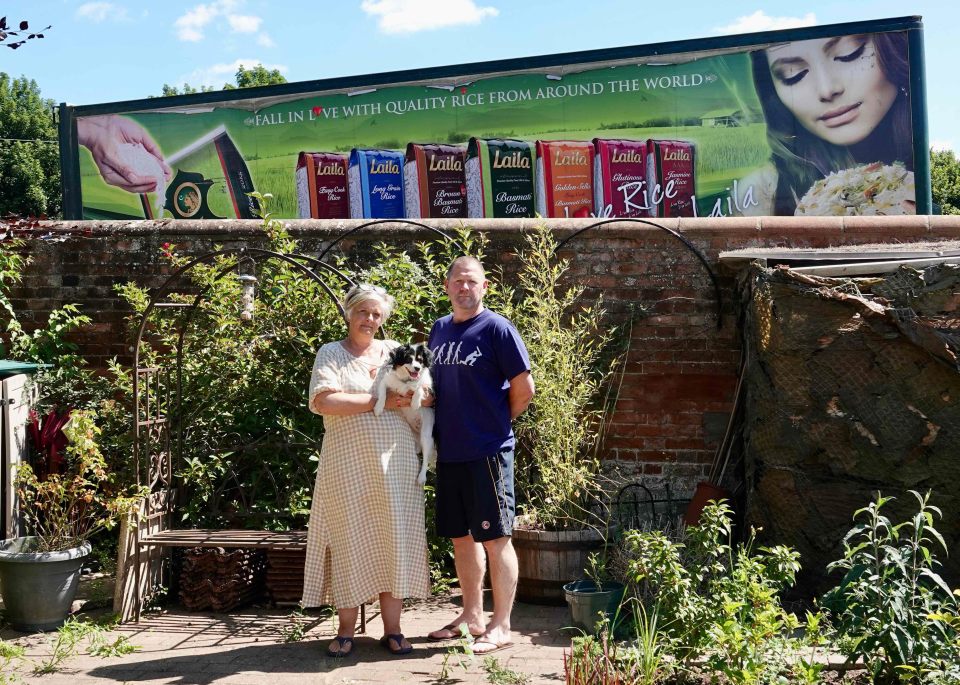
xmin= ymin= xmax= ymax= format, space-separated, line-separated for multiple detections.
xmin=348 ymin=148 xmax=406 ymax=218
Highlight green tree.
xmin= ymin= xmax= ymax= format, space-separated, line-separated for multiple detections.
xmin=0 ymin=73 xmax=60 ymax=217
xmin=159 ymin=63 xmax=287 ymax=96
xmin=228 ymin=63 xmax=287 ymax=89
xmin=160 ymin=83 xmax=215 ymax=97
xmin=931 ymin=148 xmax=960 ymax=215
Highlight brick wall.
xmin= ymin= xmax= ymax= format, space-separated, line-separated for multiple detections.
xmin=7 ymin=215 xmax=960 ymax=497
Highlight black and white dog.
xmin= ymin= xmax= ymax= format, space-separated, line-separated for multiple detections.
xmin=373 ymin=343 xmax=435 ymax=484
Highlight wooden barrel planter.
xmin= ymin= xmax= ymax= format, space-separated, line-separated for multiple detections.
xmin=513 ymin=521 xmax=605 ymax=605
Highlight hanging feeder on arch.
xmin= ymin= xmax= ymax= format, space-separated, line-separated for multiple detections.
xmin=237 ymin=273 xmax=257 ymax=322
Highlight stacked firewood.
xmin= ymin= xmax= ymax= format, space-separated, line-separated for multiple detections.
xmin=179 ymin=547 xmax=266 ymax=611
xmin=265 ymin=548 xmax=306 ymax=605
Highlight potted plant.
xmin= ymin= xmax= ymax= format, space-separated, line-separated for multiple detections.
xmin=493 ymin=225 xmax=627 ymax=604
xmin=0 ymin=410 xmax=137 ymax=631
xmin=563 ymin=550 xmax=626 ymax=633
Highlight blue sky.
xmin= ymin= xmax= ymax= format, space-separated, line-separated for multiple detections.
xmin=3 ymin=0 xmax=959 ymax=150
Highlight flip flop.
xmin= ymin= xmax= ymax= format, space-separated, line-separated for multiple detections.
xmin=427 ymin=623 xmax=484 ymax=641
xmin=326 ymin=635 xmax=354 ymax=658
xmin=380 ymin=633 xmax=413 ymax=655
xmin=471 ymin=637 xmax=514 ymax=655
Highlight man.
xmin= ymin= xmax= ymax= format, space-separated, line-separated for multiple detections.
xmin=426 ymin=255 xmax=534 ymax=655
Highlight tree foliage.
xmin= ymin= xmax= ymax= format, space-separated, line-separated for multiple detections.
xmin=931 ymin=148 xmax=960 ymax=215
xmin=0 ymin=73 xmax=60 ymax=217
xmin=160 ymin=63 xmax=287 ymax=97
xmin=228 ymin=63 xmax=287 ymax=89
xmin=160 ymin=83 xmax=215 ymax=97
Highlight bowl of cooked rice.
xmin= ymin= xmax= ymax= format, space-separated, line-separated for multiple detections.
xmin=795 ymin=162 xmax=915 ymax=216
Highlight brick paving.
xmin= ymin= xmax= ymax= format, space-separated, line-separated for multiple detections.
xmin=1 ymin=588 xmax=571 ymax=685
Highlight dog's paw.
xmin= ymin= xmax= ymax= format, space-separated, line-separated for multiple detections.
xmin=417 ymin=470 xmax=428 ymax=485
xmin=373 ymin=402 xmax=385 ymax=416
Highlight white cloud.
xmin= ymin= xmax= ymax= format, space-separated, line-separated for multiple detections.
xmin=361 ymin=0 xmax=498 ymax=34
xmin=175 ymin=3 xmax=223 ymax=41
xmin=76 ymin=2 xmax=128 ymax=22
xmin=174 ymin=0 xmax=267 ymax=42
xmin=931 ymin=139 xmax=955 ymax=152
xmin=228 ymin=14 xmax=262 ymax=33
xmin=713 ymin=11 xmax=816 ymax=35
xmin=257 ymin=33 xmax=276 ymax=48
xmin=182 ymin=58 xmax=288 ymax=89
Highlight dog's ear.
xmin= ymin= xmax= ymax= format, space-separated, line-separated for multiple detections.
xmin=388 ymin=346 xmax=405 ymax=365
xmin=419 ymin=344 xmax=434 ymax=365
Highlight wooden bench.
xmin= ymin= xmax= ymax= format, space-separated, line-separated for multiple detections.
xmin=133 ymin=528 xmax=367 ymax=630
xmin=140 ymin=529 xmax=307 ymax=550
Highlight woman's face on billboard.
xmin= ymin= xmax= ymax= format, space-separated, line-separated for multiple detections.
xmin=766 ymin=34 xmax=898 ymax=147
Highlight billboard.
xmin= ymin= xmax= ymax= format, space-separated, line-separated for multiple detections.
xmin=59 ymin=15 xmax=929 ymax=221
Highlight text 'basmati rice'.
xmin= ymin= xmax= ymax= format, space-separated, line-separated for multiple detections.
xmin=465 ymin=138 xmax=536 ymax=218
xmin=404 ymin=143 xmax=467 ymax=219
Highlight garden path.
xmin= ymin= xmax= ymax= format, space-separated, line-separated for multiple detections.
xmin=1 ymin=587 xmax=569 ymax=684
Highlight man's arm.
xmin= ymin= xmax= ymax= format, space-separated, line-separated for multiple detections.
xmin=508 ymin=371 xmax=535 ymax=419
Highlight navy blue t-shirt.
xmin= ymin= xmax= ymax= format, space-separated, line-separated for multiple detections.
xmin=428 ymin=308 xmax=530 ymax=463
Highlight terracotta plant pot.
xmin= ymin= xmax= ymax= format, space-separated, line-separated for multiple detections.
xmin=684 ymin=481 xmax=729 ymax=526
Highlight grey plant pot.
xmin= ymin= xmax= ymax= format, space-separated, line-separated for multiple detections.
xmin=0 ymin=536 xmax=91 ymax=632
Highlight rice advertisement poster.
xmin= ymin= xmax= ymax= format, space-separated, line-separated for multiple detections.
xmin=63 ymin=17 xmax=925 ymax=221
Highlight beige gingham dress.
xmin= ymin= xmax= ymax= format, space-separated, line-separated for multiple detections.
xmin=301 ymin=340 xmax=431 ymax=609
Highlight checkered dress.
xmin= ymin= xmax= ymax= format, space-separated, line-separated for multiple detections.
xmin=301 ymin=340 xmax=431 ymax=609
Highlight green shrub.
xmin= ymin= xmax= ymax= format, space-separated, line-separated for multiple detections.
xmin=823 ymin=490 xmax=960 ymax=684
xmin=623 ymin=500 xmax=804 ymax=683
xmin=492 ymin=224 xmax=623 ymax=531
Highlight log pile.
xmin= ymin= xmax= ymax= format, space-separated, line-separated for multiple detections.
xmin=179 ymin=547 xmax=266 ymax=611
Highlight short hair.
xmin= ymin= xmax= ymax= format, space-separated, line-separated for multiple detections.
xmin=445 ymin=255 xmax=486 ymax=280
xmin=342 ymin=283 xmax=395 ymax=321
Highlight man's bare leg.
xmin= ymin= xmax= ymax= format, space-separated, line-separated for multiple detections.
xmin=474 ymin=535 xmax=517 ymax=653
xmin=428 ymin=534 xmax=486 ymax=639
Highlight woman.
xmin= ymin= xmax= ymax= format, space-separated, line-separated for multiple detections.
xmin=745 ymin=31 xmax=914 ymax=215
xmin=302 ymin=283 xmax=431 ymax=658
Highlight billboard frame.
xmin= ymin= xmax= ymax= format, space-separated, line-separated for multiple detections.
xmin=59 ymin=15 xmax=930 ymax=218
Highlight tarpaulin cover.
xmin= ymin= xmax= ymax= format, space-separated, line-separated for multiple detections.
xmin=742 ymin=263 xmax=960 ymax=593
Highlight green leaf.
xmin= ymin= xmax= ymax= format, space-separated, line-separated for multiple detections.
xmin=920 ymin=569 xmax=954 ymax=599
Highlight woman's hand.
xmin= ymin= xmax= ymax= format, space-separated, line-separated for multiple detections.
xmin=384 ymin=390 xmax=412 ymax=409
xmin=420 ymin=389 xmax=435 ymax=408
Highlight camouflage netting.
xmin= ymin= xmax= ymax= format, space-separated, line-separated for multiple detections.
xmin=742 ymin=262 xmax=960 ymax=595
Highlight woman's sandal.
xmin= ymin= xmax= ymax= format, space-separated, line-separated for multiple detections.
xmin=380 ymin=633 xmax=413 ymax=655
xmin=326 ymin=635 xmax=354 ymax=658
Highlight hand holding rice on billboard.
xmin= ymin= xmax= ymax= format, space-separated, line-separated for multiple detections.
xmin=77 ymin=115 xmax=171 ymax=195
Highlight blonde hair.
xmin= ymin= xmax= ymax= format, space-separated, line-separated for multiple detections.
xmin=342 ymin=283 xmax=395 ymax=321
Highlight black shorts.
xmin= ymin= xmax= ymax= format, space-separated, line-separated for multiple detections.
xmin=435 ymin=450 xmax=515 ymax=542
